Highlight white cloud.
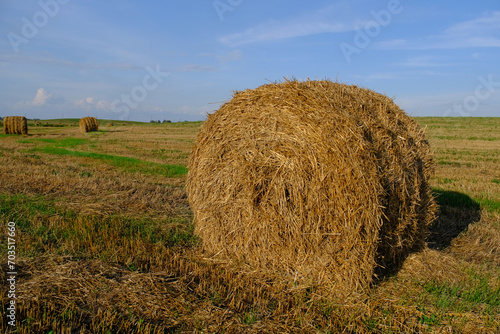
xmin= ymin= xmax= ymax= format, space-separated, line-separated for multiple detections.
xmin=32 ymin=88 xmax=52 ymax=106
xmin=218 ymin=5 xmax=356 ymax=46
xmin=95 ymin=100 xmax=112 ymax=110
xmin=396 ymin=55 xmax=457 ymax=67
xmin=74 ymin=97 xmax=112 ymax=111
xmin=443 ymin=11 xmax=500 ymax=38
xmin=177 ymin=64 xmax=216 ymax=72
xmin=217 ymin=50 xmax=243 ymax=62
xmin=74 ymin=97 xmax=94 ymax=111
xmin=219 ymin=21 xmax=348 ymax=47
xmin=0 ymin=54 xmax=142 ymax=71
xmin=30 ymin=88 xmax=63 ymax=106
xmin=375 ymin=11 xmax=500 ymax=50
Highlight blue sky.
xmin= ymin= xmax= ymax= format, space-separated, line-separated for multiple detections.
xmin=0 ymin=0 xmax=499 ymax=121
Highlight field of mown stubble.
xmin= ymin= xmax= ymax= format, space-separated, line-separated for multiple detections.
xmin=0 ymin=117 xmax=499 ymax=333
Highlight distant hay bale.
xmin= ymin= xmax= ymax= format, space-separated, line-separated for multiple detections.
xmin=79 ymin=117 xmax=99 ymax=133
xmin=3 ymin=116 xmax=28 ymax=135
xmin=186 ymin=79 xmax=437 ymax=295
xmin=106 ymin=123 xmax=114 ymax=127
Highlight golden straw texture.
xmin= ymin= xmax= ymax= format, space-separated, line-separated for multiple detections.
xmin=3 ymin=116 xmax=28 ymax=135
xmin=186 ymin=79 xmax=437 ymax=296
xmin=79 ymin=117 xmax=99 ymax=133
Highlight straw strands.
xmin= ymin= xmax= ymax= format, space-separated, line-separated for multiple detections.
xmin=3 ymin=116 xmax=28 ymax=135
xmin=79 ymin=117 xmax=99 ymax=133
xmin=186 ymin=79 xmax=437 ymax=296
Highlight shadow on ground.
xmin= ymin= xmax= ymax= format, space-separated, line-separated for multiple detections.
xmin=374 ymin=189 xmax=481 ymax=283
xmin=427 ymin=189 xmax=481 ymax=250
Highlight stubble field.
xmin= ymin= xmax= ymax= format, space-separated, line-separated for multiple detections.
xmin=1 ymin=117 xmax=499 ymax=333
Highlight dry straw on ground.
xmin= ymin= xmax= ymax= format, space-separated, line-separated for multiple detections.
xmin=187 ymin=79 xmax=437 ymax=296
xmin=3 ymin=116 xmax=28 ymax=135
xmin=79 ymin=116 xmax=99 ymax=133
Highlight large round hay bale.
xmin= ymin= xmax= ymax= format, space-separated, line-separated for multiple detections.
xmin=186 ymin=79 xmax=437 ymax=294
xmin=3 ymin=116 xmax=28 ymax=135
xmin=79 ymin=116 xmax=99 ymax=133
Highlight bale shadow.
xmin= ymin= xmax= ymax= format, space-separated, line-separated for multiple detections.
xmin=374 ymin=189 xmax=481 ymax=283
xmin=426 ymin=189 xmax=481 ymax=250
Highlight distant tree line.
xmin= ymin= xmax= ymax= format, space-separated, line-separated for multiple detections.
xmin=150 ymin=120 xmax=172 ymax=124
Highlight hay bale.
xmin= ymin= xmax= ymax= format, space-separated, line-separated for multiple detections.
xmin=106 ymin=123 xmax=114 ymax=127
xmin=79 ymin=117 xmax=99 ymax=133
xmin=186 ymin=79 xmax=437 ymax=295
xmin=79 ymin=118 xmax=86 ymax=133
xmin=3 ymin=116 xmax=28 ymax=135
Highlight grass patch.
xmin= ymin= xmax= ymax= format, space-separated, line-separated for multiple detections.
xmin=437 ymin=177 xmax=456 ymax=185
xmin=88 ymin=129 xmax=108 ymax=134
xmin=492 ymin=179 xmax=500 ymax=185
xmin=19 ymin=137 xmax=88 ymax=148
xmin=43 ymin=137 xmax=88 ymax=148
xmin=151 ymin=148 xmax=189 ymax=160
xmin=417 ymin=311 xmax=440 ymax=326
xmin=242 ymin=311 xmax=259 ymax=325
xmin=0 ymin=193 xmax=77 ymax=256
xmin=416 ymin=268 xmax=500 ymax=329
xmin=474 ymin=196 xmax=500 ymax=213
xmin=35 ymin=122 xmax=66 ymax=127
xmin=0 ymin=193 xmax=73 ymax=226
xmin=0 ymin=193 xmax=196 ymax=261
xmin=466 ymin=136 xmax=499 ymax=141
xmin=35 ymin=146 xmax=187 ymax=177
xmin=423 ymin=277 xmax=500 ymax=309
xmin=438 ymin=160 xmax=463 ymax=167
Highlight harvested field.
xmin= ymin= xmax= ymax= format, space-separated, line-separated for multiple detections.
xmin=0 ymin=117 xmax=499 ymax=333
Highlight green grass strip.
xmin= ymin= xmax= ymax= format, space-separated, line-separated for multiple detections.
xmin=36 ymin=146 xmax=187 ymax=177
xmin=474 ymin=197 xmax=500 ymax=213
xmin=424 ymin=279 xmax=500 ymax=307
xmin=0 ymin=193 xmax=197 ymax=259
xmin=19 ymin=137 xmax=88 ymax=148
